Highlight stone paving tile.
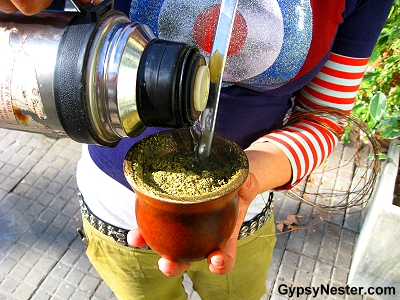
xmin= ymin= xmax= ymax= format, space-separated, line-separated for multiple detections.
xmin=0 ymin=131 xmax=117 ymax=300
xmin=0 ymin=130 xmax=378 ymax=300
xmin=265 ymin=141 xmax=374 ymax=300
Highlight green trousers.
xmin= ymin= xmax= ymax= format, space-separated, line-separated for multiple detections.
xmin=83 ymin=215 xmax=276 ymax=300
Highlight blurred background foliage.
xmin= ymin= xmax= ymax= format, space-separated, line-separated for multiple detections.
xmin=348 ymin=0 xmax=400 ymax=141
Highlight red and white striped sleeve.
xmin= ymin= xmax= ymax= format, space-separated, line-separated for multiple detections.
xmin=257 ymin=52 xmax=370 ymax=189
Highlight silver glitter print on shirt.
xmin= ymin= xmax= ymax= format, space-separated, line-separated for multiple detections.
xmin=133 ymin=0 xmax=312 ymax=91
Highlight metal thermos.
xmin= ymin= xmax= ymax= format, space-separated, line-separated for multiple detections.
xmin=0 ymin=0 xmax=210 ymax=146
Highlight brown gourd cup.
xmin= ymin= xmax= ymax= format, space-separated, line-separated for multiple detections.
xmin=123 ymin=129 xmax=249 ymax=262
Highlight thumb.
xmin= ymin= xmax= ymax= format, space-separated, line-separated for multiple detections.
xmin=239 ymin=172 xmax=259 ymax=202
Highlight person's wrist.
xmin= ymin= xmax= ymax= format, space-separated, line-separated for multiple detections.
xmin=0 ymin=0 xmax=54 ymax=15
xmin=0 ymin=0 xmax=104 ymax=15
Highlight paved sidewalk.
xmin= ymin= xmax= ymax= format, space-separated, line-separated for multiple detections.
xmin=0 ymin=128 xmax=376 ymax=299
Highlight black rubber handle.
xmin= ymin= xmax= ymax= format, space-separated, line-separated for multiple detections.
xmin=54 ymin=0 xmax=121 ymax=146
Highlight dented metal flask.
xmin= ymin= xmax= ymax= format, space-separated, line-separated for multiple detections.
xmin=0 ymin=1 xmax=210 ymax=146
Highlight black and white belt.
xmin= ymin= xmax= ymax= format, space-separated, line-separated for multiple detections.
xmin=78 ymin=192 xmax=274 ymax=247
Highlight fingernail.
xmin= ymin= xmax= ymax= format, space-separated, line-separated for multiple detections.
xmin=211 ymin=257 xmax=224 ymax=267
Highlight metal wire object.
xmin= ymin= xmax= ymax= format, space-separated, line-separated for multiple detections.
xmin=282 ymin=109 xmax=381 ymax=213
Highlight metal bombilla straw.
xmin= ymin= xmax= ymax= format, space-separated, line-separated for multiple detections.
xmin=197 ymin=0 xmax=239 ymax=160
